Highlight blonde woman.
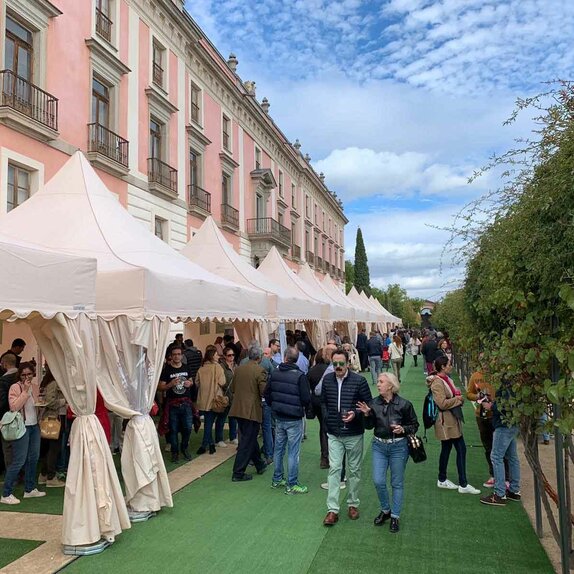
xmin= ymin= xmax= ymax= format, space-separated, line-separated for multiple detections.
xmin=389 ymin=336 xmax=404 ymax=382
xmin=196 ymin=345 xmax=227 ymax=455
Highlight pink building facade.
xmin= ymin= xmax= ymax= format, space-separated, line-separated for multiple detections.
xmin=0 ymin=0 xmax=347 ymax=284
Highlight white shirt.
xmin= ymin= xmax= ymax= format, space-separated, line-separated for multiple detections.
xmin=336 ymin=376 xmax=345 ymax=412
xmin=24 ymin=393 xmax=37 ymax=426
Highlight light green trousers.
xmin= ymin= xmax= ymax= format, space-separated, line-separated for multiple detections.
xmin=326 ymin=433 xmax=364 ymax=513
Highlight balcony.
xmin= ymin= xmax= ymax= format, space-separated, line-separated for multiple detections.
xmin=95 ymin=8 xmax=112 ymax=43
xmin=316 ymin=256 xmax=324 ymax=272
xmin=305 ymin=250 xmax=315 ymax=267
xmin=247 ymin=217 xmax=291 ymax=258
xmin=147 ymin=157 xmax=178 ymax=198
xmin=188 ymin=184 xmax=211 ymax=217
xmin=87 ymin=123 xmax=129 ymax=175
xmin=291 ymin=244 xmax=301 ymax=261
xmin=0 ymin=70 xmax=58 ymax=140
xmin=221 ymin=203 xmax=239 ymax=232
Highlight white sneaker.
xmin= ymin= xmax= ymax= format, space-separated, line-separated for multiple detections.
xmin=1 ymin=494 xmax=20 ymax=505
xmin=216 ymin=441 xmax=227 ymax=448
xmin=23 ymin=489 xmax=47 ymax=498
xmin=230 ymin=438 xmax=239 ymax=445
xmin=320 ymin=481 xmax=346 ymax=490
xmin=458 ymin=484 xmax=481 ymax=495
xmin=437 ymin=479 xmax=458 ymax=490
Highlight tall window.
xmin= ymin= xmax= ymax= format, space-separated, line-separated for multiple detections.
xmin=7 ymin=164 xmax=31 ymax=212
xmin=255 ymin=147 xmax=261 ymax=170
xmin=190 ymin=83 xmax=201 ymax=124
xmin=190 ymin=150 xmax=199 ymax=187
xmin=152 ymin=42 xmax=164 ymax=88
xmin=92 ymin=77 xmax=110 ymax=127
xmin=291 ymin=183 xmax=296 ymax=208
xmin=5 ymin=15 xmax=33 ymax=82
xmin=278 ymin=209 xmax=284 ymax=226
xmin=95 ymin=0 xmax=112 ymax=42
xmin=222 ymin=115 xmax=231 ymax=151
xmin=149 ymin=117 xmax=162 ymax=159
xmin=154 ymin=216 xmax=166 ymax=240
xmin=305 ymin=229 xmax=310 ymax=252
xmin=222 ymin=172 xmax=231 ymax=205
xmin=278 ymin=171 xmax=284 ymax=197
xmin=292 ymin=223 xmax=297 ymax=244
xmin=305 ymin=195 xmax=310 ymax=219
xmin=314 ymin=203 xmax=318 ymax=225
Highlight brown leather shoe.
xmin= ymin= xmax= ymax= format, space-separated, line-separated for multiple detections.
xmin=348 ymin=506 xmax=360 ymax=520
xmin=323 ymin=512 xmax=339 ymax=526
xmin=320 ymin=457 xmax=330 ymax=469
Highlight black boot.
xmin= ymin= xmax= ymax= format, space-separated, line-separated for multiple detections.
xmin=374 ymin=511 xmax=391 ymax=526
xmin=209 ymin=444 xmax=216 ymax=454
xmin=390 ymin=517 xmax=400 ymax=533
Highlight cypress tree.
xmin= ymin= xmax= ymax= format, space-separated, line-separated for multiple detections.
xmin=354 ymin=227 xmax=370 ymax=294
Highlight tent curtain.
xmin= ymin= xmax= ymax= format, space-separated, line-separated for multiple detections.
xmin=29 ymin=314 xmax=130 ymax=546
xmin=96 ymin=316 xmax=173 ymax=513
xmin=234 ymin=320 xmax=274 ymax=349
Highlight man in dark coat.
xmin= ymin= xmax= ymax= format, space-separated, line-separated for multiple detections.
xmin=356 ymin=329 xmax=368 ymax=372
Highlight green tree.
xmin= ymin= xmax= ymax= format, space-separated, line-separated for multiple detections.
xmin=353 ymin=227 xmax=370 ymax=294
xmin=345 ymin=260 xmax=355 ymax=294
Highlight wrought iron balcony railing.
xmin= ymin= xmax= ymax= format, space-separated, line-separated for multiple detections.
xmin=188 ymin=183 xmax=211 ymax=213
xmin=148 ymin=157 xmax=177 ymax=194
xmin=0 ymin=69 xmax=58 ymax=130
xmin=88 ymin=122 xmax=128 ymax=167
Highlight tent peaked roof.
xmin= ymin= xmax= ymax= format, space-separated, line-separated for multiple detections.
xmin=297 ymin=263 xmax=354 ymax=322
xmin=369 ymin=295 xmax=399 ymax=324
xmin=0 ymin=152 xmax=265 ymax=321
xmin=181 ymin=218 xmax=322 ymax=321
xmin=359 ymin=290 xmax=385 ymax=322
xmin=319 ymin=274 xmax=363 ymax=320
xmin=258 ymin=247 xmax=329 ymax=320
xmin=0 ymin=234 xmax=96 ymax=319
xmin=346 ymin=286 xmax=376 ymax=322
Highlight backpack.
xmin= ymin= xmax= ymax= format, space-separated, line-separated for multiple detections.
xmin=0 ymin=410 xmax=26 ymax=441
xmin=422 ymin=389 xmax=438 ymax=439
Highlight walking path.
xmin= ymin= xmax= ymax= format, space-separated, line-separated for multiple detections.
xmin=1 ymin=362 xmax=555 ymax=573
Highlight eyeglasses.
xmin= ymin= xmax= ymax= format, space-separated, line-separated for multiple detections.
xmin=332 ymin=361 xmax=347 ymax=367
xmin=226 ymin=353 xmax=235 ymax=358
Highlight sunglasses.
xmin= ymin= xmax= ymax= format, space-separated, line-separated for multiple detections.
xmin=332 ymin=361 xmax=347 ymax=367
xmin=226 ymin=353 xmax=235 ymax=357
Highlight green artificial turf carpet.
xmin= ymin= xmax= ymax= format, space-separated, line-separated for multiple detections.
xmin=62 ymin=361 xmax=554 ymax=574
xmin=0 ymin=538 xmax=43 ymax=568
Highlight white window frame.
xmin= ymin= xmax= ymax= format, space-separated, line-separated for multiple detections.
xmin=0 ymin=148 xmax=43 ymax=215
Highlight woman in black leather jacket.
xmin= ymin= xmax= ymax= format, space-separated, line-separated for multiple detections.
xmin=357 ymin=372 xmax=418 ymax=533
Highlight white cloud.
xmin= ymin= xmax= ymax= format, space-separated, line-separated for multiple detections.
xmin=313 ymin=147 xmax=478 ymax=200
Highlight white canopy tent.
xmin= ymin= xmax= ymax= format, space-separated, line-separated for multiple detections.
xmin=318 ymin=274 xmax=359 ymax=344
xmin=346 ymin=286 xmax=377 ymax=326
xmin=369 ymin=295 xmax=401 ymax=328
xmin=0 ymin=234 xmax=96 ymax=320
xmin=0 ymin=152 xmax=268 ymax=549
xmin=257 ymin=247 xmax=332 ymax=348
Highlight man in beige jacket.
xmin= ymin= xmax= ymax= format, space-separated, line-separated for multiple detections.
xmin=229 ymin=344 xmax=269 ymax=481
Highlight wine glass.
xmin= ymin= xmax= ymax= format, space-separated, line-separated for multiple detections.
xmin=390 ymin=417 xmax=401 ymax=435
xmin=340 ymin=409 xmax=350 ymax=430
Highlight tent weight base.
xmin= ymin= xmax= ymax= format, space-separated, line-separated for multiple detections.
xmin=62 ymin=539 xmax=112 ymax=556
xmin=128 ymin=510 xmax=157 ymax=523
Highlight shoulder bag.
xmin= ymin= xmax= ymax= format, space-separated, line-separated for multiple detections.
xmin=0 ymin=411 xmax=26 ymax=441
xmin=407 ymin=434 xmax=427 ymax=464
xmin=40 ymin=415 xmax=62 ymax=440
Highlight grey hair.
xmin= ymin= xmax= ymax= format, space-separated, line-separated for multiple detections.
xmin=248 ymin=344 xmax=263 ymax=361
xmin=379 ymin=372 xmax=400 ymax=394
xmin=284 ymin=346 xmax=299 ymax=364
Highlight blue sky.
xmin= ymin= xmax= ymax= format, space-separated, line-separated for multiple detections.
xmin=186 ymin=0 xmax=574 ymax=300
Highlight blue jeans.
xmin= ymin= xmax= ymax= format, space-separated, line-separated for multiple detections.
xmin=369 ymin=356 xmax=382 ymax=385
xmin=272 ymin=417 xmax=304 ymax=487
xmin=261 ymin=402 xmax=274 ymax=459
xmin=491 ymin=426 xmax=520 ymax=497
xmin=3 ymin=424 xmax=41 ymax=497
xmin=201 ymin=410 xmax=226 ymax=447
xmin=372 ymin=438 xmax=409 ymax=518
xmin=168 ymin=402 xmax=193 ymax=454
xmin=228 ymin=416 xmax=238 ymax=441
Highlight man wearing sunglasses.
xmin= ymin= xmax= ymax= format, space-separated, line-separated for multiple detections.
xmin=321 ymin=349 xmax=372 ymax=526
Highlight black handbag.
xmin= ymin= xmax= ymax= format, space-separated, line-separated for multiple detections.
xmin=407 ymin=435 xmax=427 ymax=464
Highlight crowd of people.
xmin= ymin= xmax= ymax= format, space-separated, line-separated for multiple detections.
xmin=0 ymin=326 xmax=527 ymax=529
